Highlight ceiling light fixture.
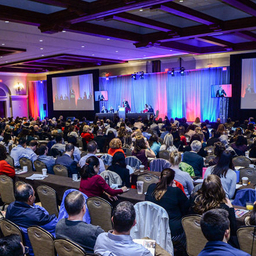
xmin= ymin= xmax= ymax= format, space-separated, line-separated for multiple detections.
xmin=81 ymin=45 xmax=85 ymax=48
xmin=5 ymin=21 xmax=9 ymax=23
xmin=2 ymin=43 xmax=5 ymax=46
xmin=39 ymin=39 xmax=43 ymax=42
xmin=40 ymin=48 xmax=43 ymax=50
xmin=62 ymin=30 xmax=66 ymax=33
xmin=107 ymin=38 xmax=110 ymax=40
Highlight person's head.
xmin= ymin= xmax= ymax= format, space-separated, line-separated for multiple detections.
xmin=79 ymin=156 xmax=99 ymax=179
xmin=28 ymin=140 xmax=38 ymax=151
xmin=193 ymin=175 xmax=226 ymax=214
xmin=212 ymin=150 xmax=233 ymax=178
xmin=55 ymin=135 xmax=63 ymax=143
xmin=169 ymin=151 xmax=181 ymax=166
xmin=191 ymin=140 xmax=202 ymax=152
xmin=19 ymin=137 xmax=27 ymax=147
xmin=195 ymin=117 xmax=200 ymax=123
xmin=153 ymin=168 xmax=174 ymax=201
xmin=235 ymin=135 xmax=246 ymax=146
xmin=217 ymin=124 xmax=225 ymax=134
xmin=109 ymin=138 xmax=122 ymax=149
xmin=213 ymin=141 xmax=225 ymax=157
xmin=64 ymin=191 xmax=85 ymax=217
xmin=163 ymin=133 xmax=173 ymax=147
xmin=37 ymin=145 xmax=48 ymax=156
xmin=112 ymin=152 xmax=126 ymax=168
xmin=133 ymin=136 xmax=146 ymax=153
xmin=112 ymin=201 xmax=136 ymax=233
xmin=219 ymin=135 xmax=228 ymax=146
xmin=87 ymin=140 xmax=98 ymax=153
xmin=67 ymin=136 xmax=77 ymax=146
xmin=200 ymin=209 xmax=230 ymax=242
xmin=65 ymin=143 xmax=74 ymax=154
xmin=0 ymin=234 xmax=28 ymax=256
xmin=15 ymin=183 xmax=35 ymax=205
xmin=0 ymin=144 xmax=7 ymax=160
xmin=83 ymin=125 xmax=90 ymax=133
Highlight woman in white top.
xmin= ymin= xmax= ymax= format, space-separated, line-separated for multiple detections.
xmin=170 ymin=151 xmax=194 ymax=197
xmin=160 ymin=133 xmax=177 ymax=153
xmin=204 ymin=150 xmax=237 ymax=199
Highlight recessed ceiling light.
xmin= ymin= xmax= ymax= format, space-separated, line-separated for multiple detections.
xmin=139 ymin=9 xmax=143 ymax=11
xmin=116 ymin=50 xmax=118 ymax=52
xmin=5 ymin=21 xmax=9 ymax=23
xmin=107 ymin=38 xmax=110 ymax=40
xmin=81 ymin=45 xmax=85 ymax=48
xmin=144 ymin=55 xmax=146 ymax=56
xmin=62 ymin=30 xmax=66 ymax=33
xmin=92 ymin=54 xmax=94 ymax=56
xmin=39 ymin=39 xmax=43 ymax=42
xmin=0 ymin=56 xmax=2 ymax=58
xmin=2 ymin=43 xmax=5 ymax=46
xmin=5 ymin=61 xmax=8 ymax=63
xmin=170 ymin=50 xmax=172 ymax=51
xmin=40 ymin=48 xmax=43 ymax=50
xmin=41 ymin=54 xmax=44 ymax=57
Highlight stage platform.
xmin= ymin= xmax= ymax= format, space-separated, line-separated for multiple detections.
xmin=95 ymin=112 xmax=151 ymax=121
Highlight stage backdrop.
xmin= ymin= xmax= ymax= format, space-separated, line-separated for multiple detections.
xmin=28 ymin=80 xmax=48 ymax=120
xmin=99 ymin=67 xmax=230 ymax=122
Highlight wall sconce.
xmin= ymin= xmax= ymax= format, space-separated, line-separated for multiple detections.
xmin=14 ymin=82 xmax=24 ymax=95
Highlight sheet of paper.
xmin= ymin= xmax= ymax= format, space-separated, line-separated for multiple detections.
xmin=26 ymin=174 xmax=48 ymax=180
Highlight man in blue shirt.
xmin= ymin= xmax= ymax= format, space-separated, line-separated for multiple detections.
xmin=10 ymin=137 xmax=27 ymax=167
xmin=37 ymin=145 xmax=55 ymax=174
xmin=198 ymin=209 xmax=249 ymax=256
xmin=24 ymin=140 xmax=38 ymax=169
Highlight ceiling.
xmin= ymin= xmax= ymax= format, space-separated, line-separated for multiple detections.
xmin=1 ymin=0 xmax=256 ymax=72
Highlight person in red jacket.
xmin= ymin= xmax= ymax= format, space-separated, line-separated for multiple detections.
xmin=108 ymin=138 xmax=125 ymax=157
xmin=81 ymin=125 xmax=94 ymax=144
xmin=0 ymin=145 xmax=15 ymax=178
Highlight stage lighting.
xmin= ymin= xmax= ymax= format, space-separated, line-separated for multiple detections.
xmin=180 ymin=67 xmax=185 ymax=75
xmin=131 ymin=73 xmax=136 ymax=80
xmin=140 ymin=71 xmax=144 ymax=79
xmin=171 ymin=68 xmax=175 ymax=76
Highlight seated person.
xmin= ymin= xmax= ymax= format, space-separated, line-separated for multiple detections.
xmin=51 ymin=135 xmax=66 ymax=154
xmin=0 ymin=234 xmax=29 ymax=256
xmin=23 ymin=140 xmax=38 ymax=166
xmin=198 ymin=209 xmax=249 ymax=256
xmin=0 ymin=144 xmax=15 ymax=178
xmin=56 ymin=191 xmax=104 ymax=253
xmin=37 ymin=145 xmax=55 ymax=174
xmin=108 ymin=138 xmax=125 ymax=157
xmin=55 ymin=143 xmax=79 ymax=177
xmin=182 ymin=140 xmax=204 ymax=176
xmin=10 ymin=137 xmax=27 ymax=167
xmin=94 ymin=201 xmax=152 ymax=255
xmin=108 ymin=152 xmax=131 ymax=187
xmin=6 ymin=183 xmax=58 ymax=256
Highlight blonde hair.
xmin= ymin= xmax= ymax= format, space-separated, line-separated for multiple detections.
xmin=83 ymin=125 xmax=90 ymax=133
xmin=170 ymin=151 xmax=181 ymax=166
xmin=109 ymin=138 xmax=122 ymax=149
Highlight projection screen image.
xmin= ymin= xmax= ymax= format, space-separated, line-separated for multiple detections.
xmin=241 ymin=58 xmax=256 ymax=109
xmin=52 ymin=73 xmax=94 ymax=111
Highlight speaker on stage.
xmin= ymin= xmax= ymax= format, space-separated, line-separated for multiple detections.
xmin=152 ymin=60 xmax=161 ymax=73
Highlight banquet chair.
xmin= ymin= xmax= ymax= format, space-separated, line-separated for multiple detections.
xmin=137 ymin=173 xmax=159 ymax=193
xmin=232 ymin=156 xmax=251 ymax=168
xmin=237 ymin=226 xmax=256 ymax=256
xmin=34 ymin=160 xmax=47 ymax=173
xmin=0 ymin=218 xmax=24 ymax=243
xmin=28 ymin=226 xmax=56 ymax=256
xmin=149 ymin=158 xmax=171 ymax=172
xmin=125 ymin=156 xmax=142 ymax=169
xmin=130 ymin=201 xmax=173 ymax=255
xmin=53 ymin=164 xmax=68 ymax=177
xmin=0 ymin=175 xmax=15 ymax=210
xmin=100 ymin=154 xmax=113 ymax=166
xmin=5 ymin=154 xmax=14 ymax=167
xmin=36 ymin=185 xmax=59 ymax=217
xmin=182 ymin=215 xmax=207 ymax=256
xmin=239 ymin=167 xmax=256 ymax=184
xmin=100 ymin=170 xmax=122 ymax=187
xmin=54 ymin=238 xmax=86 ymax=256
xmin=158 ymin=150 xmax=170 ymax=161
xmin=87 ymin=197 xmax=113 ymax=232
xmin=19 ymin=157 xmax=33 ymax=172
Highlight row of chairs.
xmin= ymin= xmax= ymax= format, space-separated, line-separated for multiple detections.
xmin=0 ymin=219 xmax=98 ymax=256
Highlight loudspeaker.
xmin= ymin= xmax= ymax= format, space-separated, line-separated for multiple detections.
xmin=152 ymin=60 xmax=161 ymax=73
xmin=43 ymin=104 xmax=46 ymax=111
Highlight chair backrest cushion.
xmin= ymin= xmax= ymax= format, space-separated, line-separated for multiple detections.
xmin=54 ymin=239 xmax=85 ymax=256
xmin=149 ymin=158 xmax=171 ymax=172
xmin=0 ymin=175 xmax=15 ymax=204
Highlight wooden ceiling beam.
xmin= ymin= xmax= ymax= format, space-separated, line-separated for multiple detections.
xmin=196 ymin=36 xmax=233 ymax=47
xmin=221 ymin=0 xmax=256 ymax=17
xmin=158 ymin=41 xmax=201 ymax=54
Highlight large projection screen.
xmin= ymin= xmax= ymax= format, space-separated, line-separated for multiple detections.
xmin=241 ymin=58 xmax=256 ymax=109
xmin=52 ymin=73 xmax=94 ymax=111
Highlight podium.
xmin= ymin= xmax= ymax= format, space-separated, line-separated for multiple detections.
xmin=119 ymin=107 xmax=126 ymax=120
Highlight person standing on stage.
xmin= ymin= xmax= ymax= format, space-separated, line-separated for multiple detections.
xmin=143 ymin=104 xmax=149 ymax=113
xmin=216 ymin=86 xmax=227 ymax=98
xmin=122 ymin=99 xmax=131 ymax=113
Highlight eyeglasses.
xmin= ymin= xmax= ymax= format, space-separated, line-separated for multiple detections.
xmin=23 ymin=246 xmax=29 ymax=255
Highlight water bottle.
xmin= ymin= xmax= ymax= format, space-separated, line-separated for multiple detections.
xmin=105 ymin=175 xmax=109 ymax=185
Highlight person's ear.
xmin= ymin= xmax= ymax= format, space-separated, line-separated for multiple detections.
xmin=224 ymin=228 xmax=230 ymax=242
xmin=132 ymin=219 xmax=137 ymax=227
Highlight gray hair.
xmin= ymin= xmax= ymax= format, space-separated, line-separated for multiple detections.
xmin=191 ymin=140 xmax=202 ymax=152
xmin=163 ymin=134 xmax=173 ymax=147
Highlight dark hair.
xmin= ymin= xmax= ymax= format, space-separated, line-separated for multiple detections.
xmin=87 ymin=140 xmax=97 ymax=153
xmin=212 ymin=150 xmax=233 ymax=178
xmin=67 ymin=136 xmax=77 ymax=146
xmin=15 ymin=183 xmax=34 ymax=202
xmin=112 ymin=201 xmax=135 ymax=233
xmin=64 ymin=191 xmax=85 ymax=216
xmin=213 ymin=141 xmax=226 ymax=158
xmin=112 ymin=152 xmax=126 ymax=168
xmin=133 ymin=136 xmax=146 ymax=153
xmin=0 ymin=234 xmax=23 ymax=256
xmin=0 ymin=144 xmax=7 ymax=160
xmin=3 ymin=132 xmax=11 ymax=145
xmin=18 ymin=137 xmax=27 ymax=146
xmin=55 ymin=135 xmax=62 ymax=143
xmin=79 ymin=156 xmax=99 ymax=179
xmin=65 ymin=143 xmax=74 ymax=152
xmin=200 ymin=209 xmax=230 ymax=241
xmin=153 ymin=168 xmax=174 ymax=201
xmin=235 ymin=135 xmax=246 ymax=147
xmin=28 ymin=140 xmax=38 ymax=147
xmin=37 ymin=145 xmax=47 ymax=156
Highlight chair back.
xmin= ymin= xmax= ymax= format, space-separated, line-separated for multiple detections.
xmin=137 ymin=174 xmax=159 ymax=193
xmin=0 ymin=219 xmax=24 ymax=243
xmin=182 ymin=215 xmax=207 ymax=256
xmin=54 ymin=239 xmax=86 ymax=256
xmin=28 ymin=226 xmax=56 ymax=256
xmin=0 ymin=175 xmax=15 ymax=206
xmin=100 ymin=170 xmax=122 ymax=187
xmin=237 ymin=226 xmax=256 ymax=256
xmin=100 ymin=154 xmax=113 ymax=166
xmin=239 ymin=167 xmax=256 ymax=183
xmin=53 ymin=164 xmax=68 ymax=177
xmin=122 ymin=147 xmax=132 ymax=156
xmin=5 ymin=154 xmax=14 ymax=167
xmin=149 ymin=158 xmax=171 ymax=172
xmin=19 ymin=157 xmax=33 ymax=172
xmin=36 ymin=185 xmax=59 ymax=217
xmin=158 ymin=150 xmax=170 ymax=161
xmin=87 ymin=197 xmax=113 ymax=232
xmin=125 ymin=156 xmax=142 ymax=169
xmin=34 ymin=160 xmax=47 ymax=173
xmin=130 ymin=201 xmax=173 ymax=255
xmin=204 ymin=146 xmax=215 ymax=155
xmin=232 ymin=156 xmax=251 ymax=167
xmin=191 ymin=184 xmax=202 ymax=197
